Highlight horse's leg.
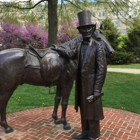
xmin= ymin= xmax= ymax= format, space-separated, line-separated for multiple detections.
xmin=0 ymin=92 xmax=14 ymax=133
xmin=52 ymin=86 xmax=62 ymax=124
xmin=60 ymin=82 xmax=73 ymax=130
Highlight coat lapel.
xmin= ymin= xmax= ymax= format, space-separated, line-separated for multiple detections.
xmin=82 ymin=40 xmax=93 ymax=68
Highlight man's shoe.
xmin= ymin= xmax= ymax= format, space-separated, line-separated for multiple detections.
xmin=88 ymin=137 xmax=99 ymax=140
xmin=72 ymin=133 xmax=88 ymax=140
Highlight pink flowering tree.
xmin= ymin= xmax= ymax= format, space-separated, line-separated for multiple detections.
xmin=0 ymin=22 xmax=48 ymax=50
xmin=0 ymin=20 xmax=79 ymax=50
xmin=57 ymin=20 xmax=79 ymax=45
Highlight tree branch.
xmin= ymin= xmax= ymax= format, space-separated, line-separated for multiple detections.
xmin=0 ymin=0 xmax=48 ymax=9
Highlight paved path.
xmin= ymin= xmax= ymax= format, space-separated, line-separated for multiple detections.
xmin=107 ymin=68 xmax=140 ymax=74
xmin=0 ymin=106 xmax=140 ymax=140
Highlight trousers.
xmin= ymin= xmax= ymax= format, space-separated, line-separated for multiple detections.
xmin=80 ymin=108 xmax=100 ymax=138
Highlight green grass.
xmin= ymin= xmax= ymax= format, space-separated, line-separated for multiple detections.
xmin=7 ymin=85 xmax=57 ymax=113
xmin=102 ymin=72 xmax=140 ymax=114
xmin=7 ymin=72 xmax=140 ymax=114
xmin=108 ymin=63 xmax=140 ymax=69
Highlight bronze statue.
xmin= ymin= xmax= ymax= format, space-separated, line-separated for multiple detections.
xmin=0 ymin=46 xmax=76 ymax=133
xmin=0 ymin=21 xmax=114 ymax=134
xmin=52 ymin=11 xmax=108 ymax=140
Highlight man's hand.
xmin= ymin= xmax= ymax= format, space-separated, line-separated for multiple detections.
xmin=86 ymin=92 xmax=104 ymax=102
xmin=51 ymin=45 xmax=65 ymax=53
xmin=50 ymin=45 xmax=59 ymax=51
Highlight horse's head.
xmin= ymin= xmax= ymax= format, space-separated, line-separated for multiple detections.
xmin=92 ymin=25 xmax=115 ymax=58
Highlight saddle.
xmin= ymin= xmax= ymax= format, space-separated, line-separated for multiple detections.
xmin=25 ymin=46 xmax=62 ymax=82
xmin=29 ymin=46 xmax=50 ymax=58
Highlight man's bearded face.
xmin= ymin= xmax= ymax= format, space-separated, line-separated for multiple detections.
xmin=78 ymin=25 xmax=94 ymax=40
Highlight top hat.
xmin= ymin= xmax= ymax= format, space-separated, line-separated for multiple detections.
xmin=77 ymin=10 xmax=95 ymax=29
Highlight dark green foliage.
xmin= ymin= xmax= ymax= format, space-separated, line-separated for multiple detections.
xmin=116 ymin=35 xmax=129 ymax=51
xmin=126 ymin=18 xmax=140 ymax=56
xmin=109 ymin=35 xmax=135 ymax=64
xmin=101 ymin=18 xmax=138 ymax=64
xmin=109 ymin=51 xmax=134 ymax=64
xmin=102 ymin=18 xmax=120 ymax=50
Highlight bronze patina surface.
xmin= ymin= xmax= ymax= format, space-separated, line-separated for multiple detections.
xmin=0 ymin=26 xmax=114 ymax=134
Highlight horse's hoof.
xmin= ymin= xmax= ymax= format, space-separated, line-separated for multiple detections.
xmin=5 ymin=127 xmax=14 ymax=133
xmin=54 ymin=119 xmax=61 ymax=124
xmin=63 ymin=124 xmax=71 ymax=130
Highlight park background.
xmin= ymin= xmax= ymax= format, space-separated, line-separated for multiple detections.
xmin=0 ymin=0 xmax=140 ymax=115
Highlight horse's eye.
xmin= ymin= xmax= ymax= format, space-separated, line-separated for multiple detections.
xmin=100 ymin=30 xmax=104 ymax=34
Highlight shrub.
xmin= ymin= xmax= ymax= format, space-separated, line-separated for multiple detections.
xmin=102 ymin=18 xmax=120 ymax=50
xmin=109 ymin=51 xmax=135 ymax=64
xmin=0 ymin=20 xmax=79 ymax=50
xmin=57 ymin=20 xmax=79 ymax=44
xmin=126 ymin=18 xmax=140 ymax=55
xmin=0 ymin=22 xmax=48 ymax=50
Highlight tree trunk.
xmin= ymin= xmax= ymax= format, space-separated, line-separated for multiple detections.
xmin=48 ymin=0 xmax=58 ymax=47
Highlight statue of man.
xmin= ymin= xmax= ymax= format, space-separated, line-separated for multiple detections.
xmin=52 ymin=10 xmax=107 ymax=140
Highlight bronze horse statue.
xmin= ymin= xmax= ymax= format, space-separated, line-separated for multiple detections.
xmin=0 ymin=28 xmax=114 ymax=133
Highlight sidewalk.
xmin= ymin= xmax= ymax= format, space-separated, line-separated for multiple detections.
xmin=107 ymin=68 xmax=140 ymax=74
xmin=0 ymin=106 xmax=140 ymax=140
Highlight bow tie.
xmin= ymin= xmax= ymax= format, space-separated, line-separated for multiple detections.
xmin=83 ymin=41 xmax=90 ymax=45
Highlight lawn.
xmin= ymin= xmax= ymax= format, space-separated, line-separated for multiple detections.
xmin=102 ymin=72 xmax=140 ymax=114
xmin=7 ymin=71 xmax=140 ymax=114
xmin=108 ymin=63 xmax=140 ymax=69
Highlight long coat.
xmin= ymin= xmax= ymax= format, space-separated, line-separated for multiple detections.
xmin=60 ymin=38 xmax=107 ymax=120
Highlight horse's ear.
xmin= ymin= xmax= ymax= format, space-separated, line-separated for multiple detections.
xmin=93 ymin=23 xmax=96 ymax=31
xmin=95 ymin=23 xmax=97 ymax=29
xmin=99 ymin=23 xmax=103 ymax=30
